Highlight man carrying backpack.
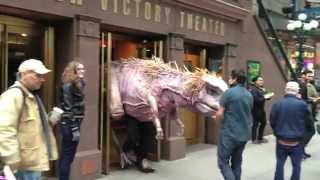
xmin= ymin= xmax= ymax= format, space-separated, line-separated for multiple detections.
xmin=0 ymin=59 xmax=58 ymax=180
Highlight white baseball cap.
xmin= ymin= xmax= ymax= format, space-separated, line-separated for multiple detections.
xmin=18 ymin=59 xmax=51 ymax=74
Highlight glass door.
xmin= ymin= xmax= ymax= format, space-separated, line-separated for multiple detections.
xmin=99 ymin=32 xmax=164 ymax=174
xmin=100 ymin=32 xmax=112 ymax=174
xmin=0 ymin=24 xmax=5 ymax=91
xmin=0 ymin=16 xmax=54 ymax=110
xmin=180 ymin=44 xmax=204 ymax=145
xmin=0 ymin=16 xmax=45 ymax=91
xmin=7 ymin=25 xmax=43 ymax=89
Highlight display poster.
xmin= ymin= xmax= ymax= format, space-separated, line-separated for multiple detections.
xmin=247 ymin=60 xmax=261 ymax=85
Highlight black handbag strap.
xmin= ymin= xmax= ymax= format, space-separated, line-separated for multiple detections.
xmin=8 ymin=86 xmax=27 ymax=127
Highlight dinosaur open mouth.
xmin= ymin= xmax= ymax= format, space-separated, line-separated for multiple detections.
xmin=195 ymin=103 xmax=219 ymax=115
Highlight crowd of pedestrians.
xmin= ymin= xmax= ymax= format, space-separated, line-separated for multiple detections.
xmin=0 ymin=59 xmax=86 ymax=180
xmin=214 ymin=69 xmax=319 ymax=180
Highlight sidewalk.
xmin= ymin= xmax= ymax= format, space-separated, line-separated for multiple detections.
xmin=98 ymin=134 xmax=320 ymax=180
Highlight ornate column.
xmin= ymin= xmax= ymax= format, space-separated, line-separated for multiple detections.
xmin=162 ymin=33 xmax=186 ymax=160
xmin=69 ymin=15 xmax=102 ymax=180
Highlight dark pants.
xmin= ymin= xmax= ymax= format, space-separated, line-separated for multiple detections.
xmin=274 ymin=142 xmax=303 ymax=180
xmin=217 ymin=134 xmax=247 ymax=180
xmin=122 ymin=115 xmax=155 ymax=165
xmin=252 ymin=112 xmax=266 ymax=141
xmin=59 ymin=122 xmax=80 ymax=180
xmin=302 ymin=114 xmax=315 ymax=151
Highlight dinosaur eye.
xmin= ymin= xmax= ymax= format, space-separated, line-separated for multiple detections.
xmin=206 ymin=87 xmax=216 ymax=95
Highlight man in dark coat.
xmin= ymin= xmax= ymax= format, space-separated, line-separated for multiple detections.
xmin=270 ymin=81 xmax=309 ymax=180
xmin=299 ymin=70 xmax=316 ymax=159
xmin=250 ymin=76 xmax=273 ymax=144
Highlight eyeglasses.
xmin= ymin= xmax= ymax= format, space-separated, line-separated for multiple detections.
xmin=35 ymin=73 xmax=45 ymax=79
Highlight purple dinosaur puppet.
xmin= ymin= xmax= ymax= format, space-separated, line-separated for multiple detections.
xmin=111 ymin=58 xmax=228 ymax=140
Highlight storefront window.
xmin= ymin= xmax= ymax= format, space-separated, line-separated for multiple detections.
xmin=288 ymin=46 xmax=316 ymax=73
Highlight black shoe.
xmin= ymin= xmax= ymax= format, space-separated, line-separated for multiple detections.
xmin=252 ymin=140 xmax=260 ymax=144
xmin=137 ymin=159 xmax=155 ymax=173
xmin=258 ymin=138 xmax=268 ymax=144
xmin=138 ymin=166 xmax=155 ymax=173
xmin=303 ymin=152 xmax=311 ymax=159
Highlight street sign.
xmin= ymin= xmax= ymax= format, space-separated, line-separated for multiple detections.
xmin=299 ymin=7 xmax=320 ymax=19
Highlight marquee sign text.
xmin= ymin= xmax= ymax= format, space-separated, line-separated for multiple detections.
xmin=56 ymin=0 xmax=225 ymax=36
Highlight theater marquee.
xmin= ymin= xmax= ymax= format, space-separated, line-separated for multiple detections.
xmin=56 ymin=0 xmax=225 ymax=36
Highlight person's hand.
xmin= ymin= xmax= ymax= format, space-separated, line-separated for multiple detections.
xmin=155 ymin=127 xmax=164 ymax=140
xmin=49 ymin=117 xmax=59 ymax=126
xmin=4 ymin=165 xmax=16 ymax=180
xmin=212 ymin=111 xmax=219 ymax=120
xmin=312 ymin=97 xmax=320 ymax=103
xmin=48 ymin=113 xmax=62 ymax=126
xmin=177 ymin=125 xmax=184 ymax=136
xmin=264 ymin=92 xmax=274 ymax=100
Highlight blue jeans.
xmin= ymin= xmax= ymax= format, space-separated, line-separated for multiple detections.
xmin=59 ymin=123 xmax=80 ymax=180
xmin=217 ymin=134 xmax=247 ymax=180
xmin=274 ymin=142 xmax=303 ymax=180
xmin=16 ymin=170 xmax=41 ymax=180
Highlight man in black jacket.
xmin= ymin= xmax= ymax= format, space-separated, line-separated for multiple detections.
xmin=299 ymin=70 xmax=316 ymax=159
xmin=250 ymin=76 xmax=272 ymax=144
xmin=270 ymin=81 xmax=310 ymax=180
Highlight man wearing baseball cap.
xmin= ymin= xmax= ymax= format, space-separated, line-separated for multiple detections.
xmin=270 ymin=81 xmax=310 ymax=180
xmin=0 ymin=59 xmax=58 ymax=180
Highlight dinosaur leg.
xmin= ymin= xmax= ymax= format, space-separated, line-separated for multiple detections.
xmin=170 ymin=108 xmax=185 ymax=136
xmin=111 ymin=129 xmax=133 ymax=169
xmin=147 ymin=95 xmax=164 ymax=140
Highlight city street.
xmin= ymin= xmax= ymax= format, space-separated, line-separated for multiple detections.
xmin=98 ymin=134 xmax=320 ymax=180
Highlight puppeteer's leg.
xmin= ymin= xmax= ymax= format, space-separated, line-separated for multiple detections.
xmin=136 ymin=121 xmax=155 ymax=173
xmin=123 ymin=115 xmax=140 ymax=155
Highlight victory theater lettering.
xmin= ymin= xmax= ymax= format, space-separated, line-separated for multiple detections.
xmin=99 ymin=0 xmax=225 ymax=36
xmin=101 ymin=0 xmax=171 ymax=24
xmin=56 ymin=0 xmax=225 ymax=36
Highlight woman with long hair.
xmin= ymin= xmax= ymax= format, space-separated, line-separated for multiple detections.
xmin=58 ymin=61 xmax=86 ymax=180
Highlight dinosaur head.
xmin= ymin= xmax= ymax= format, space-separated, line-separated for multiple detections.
xmin=184 ymin=72 xmax=228 ymax=116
